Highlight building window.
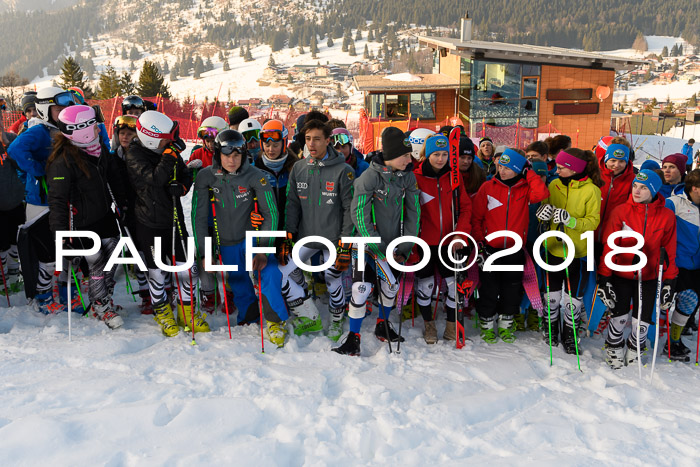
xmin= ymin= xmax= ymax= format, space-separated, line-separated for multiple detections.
xmin=459 ymin=58 xmax=472 ymax=121
xmin=522 ymin=77 xmax=539 ymax=98
xmin=410 ymin=93 xmax=437 ymax=120
xmin=386 ymin=94 xmax=409 ymax=119
xmin=369 ymin=94 xmax=385 ymax=118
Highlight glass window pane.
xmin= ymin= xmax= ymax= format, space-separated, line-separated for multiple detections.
xmin=369 ymin=94 xmax=385 ymax=118
xmin=522 ymin=65 xmax=540 ymax=76
xmin=521 ymin=99 xmax=538 ymax=119
xmin=410 ymin=93 xmax=436 ymax=120
xmin=471 ymin=99 xmax=520 ymax=119
xmin=471 ymin=61 xmax=521 ymax=101
xmin=522 ymin=77 xmax=539 ymax=98
xmin=386 ymin=94 xmax=409 ymax=119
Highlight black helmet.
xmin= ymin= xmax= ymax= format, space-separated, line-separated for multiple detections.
xmin=121 ymin=95 xmax=145 ymax=114
xmin=21 ymin=92 xmax=38 ymax=113
xmin=214 ymin=130 xmax=248 ymax=166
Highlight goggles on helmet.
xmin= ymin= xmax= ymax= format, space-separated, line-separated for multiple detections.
xmin=198 ymin=126 xmax=220 ymax=139
xmin=114 ymin=115 xmax=137 ymax=131
xmin=332 ymin=133 xmax=351 ymax=147
xmin=260 ymin=129 xmax=285 ymax=143
xmin=242 ymin=129 xmax=260 ymax=143
xmin=37 ymin=91 xmax=80 ymax=108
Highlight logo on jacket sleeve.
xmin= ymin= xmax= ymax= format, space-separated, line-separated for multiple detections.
xmin=259 ymin=177 xmax=268 ymax=186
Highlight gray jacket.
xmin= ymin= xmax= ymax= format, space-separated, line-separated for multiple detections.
xmin=285 ymin=145 xmax=354 ymax=250
xmin=0 ymin=153 xmax=25 ymax=211
xmin=193 ymin=158 xmax=278 ymax=252
xmin=351 ymin=155 xmax=421 ymax=260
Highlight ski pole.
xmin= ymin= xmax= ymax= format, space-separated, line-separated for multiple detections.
xmin=637 ymin=270 xmax=643 ymax=379
xmin=541 ymin=221 xmax=554 ymax=366
xmin=375 ymin=268 xmax=393 ymax=354
xmin=668 ymin=303 xmax=673 ymax=362
xmin=649 ymin=247 xmax=665 ymax=383
xmin=210 ymin=192 xmax=232 ymax=339
xmin=396 ymin=273 xmax=406 ymax=354
xmin=558 ymin=224 xmax=581 ymax=372
xmin=432 ymin=279 xmax=442 ymax=321
xmin=695 ymin=304 xmax=700 ymax=365
xmin=172 ymin=193 xmax=196 ymax=346
xmin=0 ymin=254 xmax=10 ymax=306
xmin=105 ymin=183 xmax=136 ymax=302
xmin=254 ymin=200 xmax=264 ymax=354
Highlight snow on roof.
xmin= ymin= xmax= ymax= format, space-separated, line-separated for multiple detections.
xmin=383 ymin=73 xmax=422 ymax=82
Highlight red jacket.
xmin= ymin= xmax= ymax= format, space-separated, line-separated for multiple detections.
xmin=599 ymin=194 xmax=678 ymax=281
xmin=596 ymin=159 xmax=635 ymax=242
xmin=9 ymin=115 xmax=27 ymax=134
xmin=414 ymin=160 xmax=472 ymax=245
xmin=472 ymin=169 xmax=549 ymax=249
xmin=189 ymin=146 xmax=214 ymax=168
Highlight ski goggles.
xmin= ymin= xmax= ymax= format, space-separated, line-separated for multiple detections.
xmin=219 ymin=142 xmax=246 ymax=156
xmin=114 ymin=115 xmax=137 ymax=131
xmin=332 ymin=133 xmax=351 ymax=147
xmin=260 ymin=129 xmax=285 ymax=143
xmin=37 ymin=91 xmax=80 ymax=108
xmin=242 ymin=129 xmax=260 ymax=142
xmin=122 ymin=97 xmax=145 ymax=111
xmin=197 ymin=126 xmax=219 ymax=139
xmin=57 ymin=117 xmax=98 ymax=137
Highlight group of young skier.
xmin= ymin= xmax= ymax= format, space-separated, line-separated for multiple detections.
xmin=1 ymin=87 xmax=699 ymax=369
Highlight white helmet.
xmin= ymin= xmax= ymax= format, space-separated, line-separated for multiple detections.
xmin=238 ymin=117 xmax=262 ymax=133
xmin=35 ymin=86 xmax=78 ymax=122
xmin=409 ymin=128 xmax=436 ymax=159
xmin=136 ymin=111 xmax=177 ymax=150
xmin=197 ymin=116 xmax=228 ymax=139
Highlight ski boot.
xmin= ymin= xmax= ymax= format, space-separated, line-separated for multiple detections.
xmin=327 ymin=307 xmax=346 ymax=342
xmin=313 ymin=280 xmax=329 ymax=305
xmin=513 ymin=313 xmax=526 ymax=332
xmin=478 ymin=316 xmax=497 ymax=344
xmin=58 ymin=282 xmax=85 ymax=314
xmin=498 ymin=315 xmax=516 ymax=343
xmin=332 ymin=331 xmax=361 ymax=356
xmin=604 ymin=343 xmax=625 ymax=370
xmin=200 ymin=290 xmax=217 ymax=315
xmin=266 ymin=320 xmax=288 ymax=348
xmin=177 ymin=303 xmax=210 ymax=333
xmin=542 ymin=316 xmax=560 ymax=347
xmin=153 ymin=301 xmax=179 ymax=337
xmin=374 ymin=319 xmax=404 ymax=343
xmin=35 ymin=291 xmax=67 ymax=315
xmin=561 ymin=321 xmax=580 ymax=355
xmin=663 ymin=339 xmax=691 ymax=362
xmin=423 ymin=320 xmax=438 ymax=344
xmin=138 ymin=290 xmax=154 ymax=315
xmin=290 ymin=296 xmax=322 ymax=336
xmin=89 ymin=299 xmax=124 ymax=330
xmin=1 ymin=271 xmax=23 ymax=295
xmin=224 ymin=289 xmax=236 ymax=315
xmin=526 ymin=310 xmax=540 ymax=332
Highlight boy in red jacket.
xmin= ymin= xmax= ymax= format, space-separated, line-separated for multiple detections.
xmin=472 ymin=149 xmax=549 ymax=343
xmin=597 ymin=169 xmax=678 ymax=369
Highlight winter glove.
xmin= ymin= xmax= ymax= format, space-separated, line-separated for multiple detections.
xmin=250 ymin=211 xmax=264 ymax=230
xmin=553 ymin=208 xmax=576 ymax=228
xmin=334 ymin=241 xmax=352 ymax=272
xmin=660 ymin=279 xmax=676 ymax=311
xmin=596 ymin=277 xmax=616 ymax=309
xmin=187 ymin=158 xmax=203 ymax=170
xmin=171 ymin=137 xmax=187 ymax=153
xmin=536 ymin=203 xmax=554 ymax=222
xmin=168 ymin=182 xmax=186 ymax=198
xmin=276 ymin=232 xmax=295 ymax=266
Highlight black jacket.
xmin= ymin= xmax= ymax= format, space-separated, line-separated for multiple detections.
xmin=126 ymin=141 xmax=192 ymax=229
xmin=46 ymin=143 xmax=128 ymax=238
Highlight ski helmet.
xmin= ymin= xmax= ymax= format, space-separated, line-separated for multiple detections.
xmin=331 ymin=128 xmax=353 ymax=148
xmin=260 ymin=119 xmax=288 ymax=151
xmin=35 ymin=87 xmax=79 ymax=122
xmin=21 ymin=92 xmax=38 ymax=114
xmin=113 ymin=115 xmax=138 ymax=135
xmin=57 ymin=105 xmax=99 ymax=144
xmin=197 ymin=116 xmax=228 ymax=140
xmin=122 ymin=95 xmax=146 ymax=115
xmin=136 ymin=111 xmax=178 ymax=150
xmin=594 ymin=136 xmax=615 ymax=161
xmin=408 ymin=128 xmax=436 ymax=159
xmin=68 ymin=87 xmax=85 ymax=104
xmin=214 ymin=129 xmax=247 ymax=166
xmin=238 ymin=118 xmax=262 ymax=142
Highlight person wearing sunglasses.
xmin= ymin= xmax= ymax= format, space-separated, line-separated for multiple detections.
xmin=193 ymin=130 xmax=289 ymax=346
xmin=238 ymin=118 xmax=262 ymax=161
xmin=126 ymin=110 xmax=197 ymax=338
xmin=7 ymin=87 xmax=80 ymax=306
xmin=331 ymin=128 xmax=368 ymax=178
xmin=189 ymin=116 xmax=229 ymax=169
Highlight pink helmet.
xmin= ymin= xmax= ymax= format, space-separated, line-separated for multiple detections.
xmin=331 ymin=127 xmax=353 ymax=147
xmin=57 ymin=105 xmax=99 ymax=144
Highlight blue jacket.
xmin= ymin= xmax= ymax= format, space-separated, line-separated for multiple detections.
xmin=353 ymin=156 xmax=369 ymax=178
xmin=98 ymin=122 xmax=110 ymax=149
xmin=682 ymin=143 xmax=694 ymax=161
xmin=7 ymin=123 xmax=56 ymax=206
xmin=666 ymin=190 xmax=700 ymax=271
xmin=658 ymin=182 xmax=684 ymax=200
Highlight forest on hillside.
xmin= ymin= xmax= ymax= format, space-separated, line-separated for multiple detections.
xmin=1 ymin=0 xmax=698 ymax=80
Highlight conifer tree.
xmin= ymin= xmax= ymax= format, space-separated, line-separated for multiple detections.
xmin=120 ymin=71 xmax=136 ymax=96
xmin=137 ymin=60 xmax=170 ymax=98
xmin=58 ymin=56 xmax=92 ymax=97
xmin=95 ymin=63 xmax=121 ymax=99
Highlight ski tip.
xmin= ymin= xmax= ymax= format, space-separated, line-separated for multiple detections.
xmin=190 ymin=340 xmax=197 ymax=346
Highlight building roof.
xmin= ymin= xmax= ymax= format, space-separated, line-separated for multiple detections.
xmin=353 ymin=73 xmax=459 ymax=92
xmin=419 ymin=36 xmax=647 ymax=71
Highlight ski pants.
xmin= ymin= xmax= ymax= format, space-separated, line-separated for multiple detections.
xmin=605 ymin=276 xmax=658 ymax=349
xmin=348 ymin=249 xmax=399 ymax=320
xmin=670 ymin=268 xmax=700 ymax=328
xmin=476 ymin=246 xmax=524 ymax=320
xmin=220 ymin=241 xmax=288 ymax=324
xmin=59 ymin=237 xmax=118 ymax=303
xmin=415 ymin=244 xmax=457 ymax=322
xmin=17 ymin=209 xmax=55 ymax=299
xmin=278 ymin=245 xmax=345 ymax=310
